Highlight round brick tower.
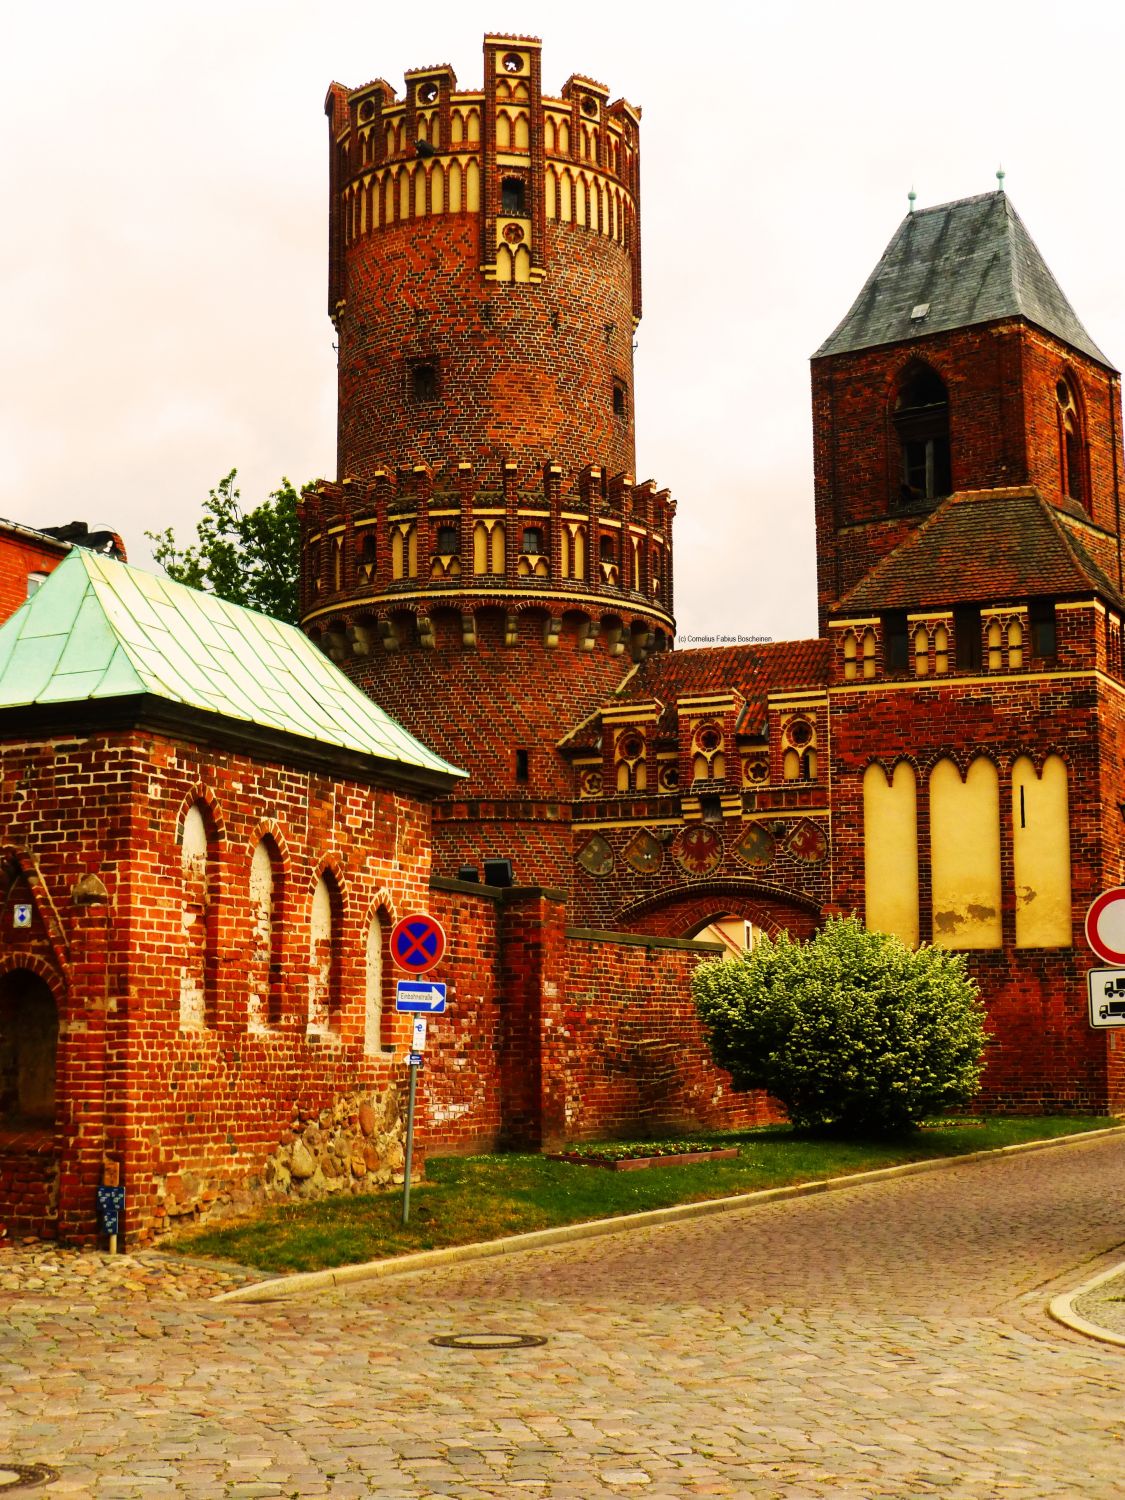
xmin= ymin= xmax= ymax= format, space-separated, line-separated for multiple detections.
xmin=302 ymin=34 xmax=675 ymax=885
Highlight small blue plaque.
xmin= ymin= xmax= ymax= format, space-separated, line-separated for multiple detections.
xmin=96 ymin=1184 xmax=126 ymax=1236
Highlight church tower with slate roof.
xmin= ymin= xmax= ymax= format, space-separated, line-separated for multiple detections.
xmin=812 ymin=188 xmax=1124 ymax=631
xmin=816 ymin=187 xmax=1125 ymax=1112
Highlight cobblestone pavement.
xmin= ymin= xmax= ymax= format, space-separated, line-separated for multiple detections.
xmin=2 ymin=1135 xmax=1125 ymax=1499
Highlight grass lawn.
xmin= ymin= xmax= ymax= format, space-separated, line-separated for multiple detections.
xmin=167 ymin=1116 xmax=1116 ymax=1276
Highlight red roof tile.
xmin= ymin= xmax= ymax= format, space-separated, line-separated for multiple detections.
xmin=835 ymin=488 xmax=1125 ymax=613
xmin=558 ymin=639 xmax=830 ymax=747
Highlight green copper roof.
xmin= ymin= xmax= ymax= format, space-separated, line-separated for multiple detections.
xmin=0 ymin=549 xmax=465 ymax=781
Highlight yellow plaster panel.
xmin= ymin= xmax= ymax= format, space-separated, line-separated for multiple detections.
xmin=1012 ymin=755 xmax=1072 ymax=947
xmin=930 ymin=758 xmax=1002 ymax=949
xmin=863 ymin=763 xmax=919 ymax=947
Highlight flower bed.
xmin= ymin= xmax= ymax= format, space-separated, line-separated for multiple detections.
xmin=547 ymin=1143 xmax=740 ymax=1172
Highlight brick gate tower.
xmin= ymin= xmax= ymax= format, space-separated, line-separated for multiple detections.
xmin=300 ymin=34 xmax=674 ymax=886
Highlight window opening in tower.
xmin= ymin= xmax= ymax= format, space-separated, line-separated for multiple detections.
xmin=501 ymin=177 xmax=527 ymax=216
xmin=1056 ymin=378 xmax=1086 ymax=507
xmin=894 ymin=365 xmax=951 ymax=503
xmin=411 ymin=362 xmax=438 ymax=403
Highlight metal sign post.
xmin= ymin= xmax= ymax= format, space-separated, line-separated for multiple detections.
xmin=392 ymin=915 xmax=443 ymax=1227
xmin=401 ymin=1017 xmax=427 ymax=1226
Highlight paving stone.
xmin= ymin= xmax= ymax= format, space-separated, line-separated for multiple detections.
xmin=4 ymin=1136 xmax=1125 ymax=1495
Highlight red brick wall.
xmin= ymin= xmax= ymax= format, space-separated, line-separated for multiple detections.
xmin=828 ymin=659 xmax=1123 ymax=1113
xmin=338 ymin=221 xmax=637 ymax=481
xmin=545 ymin=930 xmax=781 ymax=1144
xmin=344 ymin=613 xmax=629 ymax=801
xmin=0 ymin=532 xmax=66 ymax=623
xmin=571 ymin=819 xmax=829 ymax=935
xmin=0 ymin=1129 xmax=58 ymax=1238
xmin=0 ymin=726 xmax=438 ymax=1243
xmin=424 ymin=880 xmax=782 ymax=1155
xmin=421 ymin=880 xmax=503 ymax=1151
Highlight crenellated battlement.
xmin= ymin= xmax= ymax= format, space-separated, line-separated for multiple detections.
xmin=299 ymin=457 xmax=675 ymax=648
xmin=326 ymin=33 xmax=640 ymax=312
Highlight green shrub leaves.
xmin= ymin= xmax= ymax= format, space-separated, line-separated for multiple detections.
xmin=693 ymin=917 xmax=986 ymax=1133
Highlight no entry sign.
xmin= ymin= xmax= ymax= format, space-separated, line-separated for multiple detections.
xmin=390 ymin=911 xmax=446 ymax=974
xmin=1084 ymin=887 xmax=1125 ymax=966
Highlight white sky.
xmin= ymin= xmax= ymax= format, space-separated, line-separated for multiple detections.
xmin=3 ymin=0 xmax=1123 ymax=643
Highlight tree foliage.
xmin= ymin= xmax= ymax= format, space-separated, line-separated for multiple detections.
xmin=693 ymin=917 xmax=987 ymax=1133
xmin=147 ymin=470 xmax=301 ymax=625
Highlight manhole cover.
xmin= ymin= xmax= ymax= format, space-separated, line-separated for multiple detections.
xmin=0 ymin=1466 xmax=59 ymax=1493
xmin=430 ymin=1332 xmax=548 ymax=1350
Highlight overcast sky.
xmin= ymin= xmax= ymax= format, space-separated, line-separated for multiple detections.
xmin=3 ymin=0 xmax=1122 ymax=643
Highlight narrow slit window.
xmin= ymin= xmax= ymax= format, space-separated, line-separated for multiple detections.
xmin=501 ymin=176 xmax=527 ymax=215
xmin=411 ymin=361 xmax=438 ymax=403
xmin=954 ymin=605 xmax=982 ymax=671
xmin=883 ymin=610 xmax=909 ymax=673
xmin=1031 ymin=599 xmax=1057 ymax=660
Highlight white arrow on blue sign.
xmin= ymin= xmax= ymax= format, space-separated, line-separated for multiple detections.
xmin=395 ymin=980 xmax=447 ymax=1014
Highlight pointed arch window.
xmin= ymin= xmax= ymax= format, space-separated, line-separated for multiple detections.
xmin=308 ymin=872 xmax=342 ymax=1035
xmin=180 ymin=803 xmax=218 ymax=1031
xmin=248 ymin=839 xmax=283 ymax=1030
xmin=1056 ymin=377 xmax=1087 ymax=507
xmin=894 ymin=364 xmax=951 ymax=503
xmin=364 ymin=912 xmax=387 ymax=1055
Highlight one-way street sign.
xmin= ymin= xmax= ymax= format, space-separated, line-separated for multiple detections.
xmin=395 ymin=980 xmax=447 ymax=1014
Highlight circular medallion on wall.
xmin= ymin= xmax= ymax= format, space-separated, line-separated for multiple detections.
xmin=742 ymin=755 xmax=769 ymax=786
xmin=673 ymin=824 xmax=724 ymax=876
xmin=576 ymin=834 xmax=614 ymax=878
xmin=787 ymin=818 xmax=828 ymax=864
xmin=733 ymin=823 xmax=774 ymax=868
xmin=503 ymin=222 xmax=526 ymax=244
xmin=623 ymin=828 xmax=663 ymax=876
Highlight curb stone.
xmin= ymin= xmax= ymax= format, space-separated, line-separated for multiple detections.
xmin=1049 ymin=1259 xmax=1125 ymax=1347
xmin=211 ymin=1122 xmax=1125 ymax=1305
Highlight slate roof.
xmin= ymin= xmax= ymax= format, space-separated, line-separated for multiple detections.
xmin=835 ymin=487 xmax=1125 ymax=614
xmin=816 ymin=191 xmax=1113 ymax=368
xmin=0 ymin=548 xmax=465 ymax=784
xmin=559 ymin=640 xmax=830 ymax=747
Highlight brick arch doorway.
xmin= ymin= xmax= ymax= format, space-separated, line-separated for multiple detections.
xmin=0 ymin=967 xmax=58 ymax=1127
xmin=0 ymin=966 xmax=61 ymax=1240
xmin=688 ymin=913 xmax=765 ymax=957
xmin=615 ymin=881 xmax=821 ymax=947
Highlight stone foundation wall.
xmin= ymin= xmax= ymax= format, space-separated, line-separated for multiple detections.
xmin=151 ymin=1085 xmax=408 ymax=1233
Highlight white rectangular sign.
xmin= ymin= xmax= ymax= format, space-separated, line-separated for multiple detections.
xmin=412 ymin=1015 xmax=428 ymax=1052
xmin=1087 ymin=968 xmax=1125 ymax=1026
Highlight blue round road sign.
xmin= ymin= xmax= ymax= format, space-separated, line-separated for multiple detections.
xmin=390 ymin=912 xmax=446 ymax=974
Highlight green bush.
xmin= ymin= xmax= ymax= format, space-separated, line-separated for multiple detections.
xmin=693 ymin=917 xmax=986 ymax=1133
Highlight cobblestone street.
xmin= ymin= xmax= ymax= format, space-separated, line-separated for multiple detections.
xmin=2 ymin=1134 xmax=1124 ymax=1498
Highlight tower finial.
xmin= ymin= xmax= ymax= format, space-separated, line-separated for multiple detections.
xmin=907 ymin=186 xmax=917 ymax=214
xmin=996 ymin=165 xmax=1006 ymax=190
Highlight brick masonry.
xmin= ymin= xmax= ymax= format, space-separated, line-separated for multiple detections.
xmin=298 ymin=36 xmax=1125 ymax=1126
xmin=7 ymin=35 xmax=1125 ymax=1245
xmin=0 ymin=724 xmax=437 ymax=1242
